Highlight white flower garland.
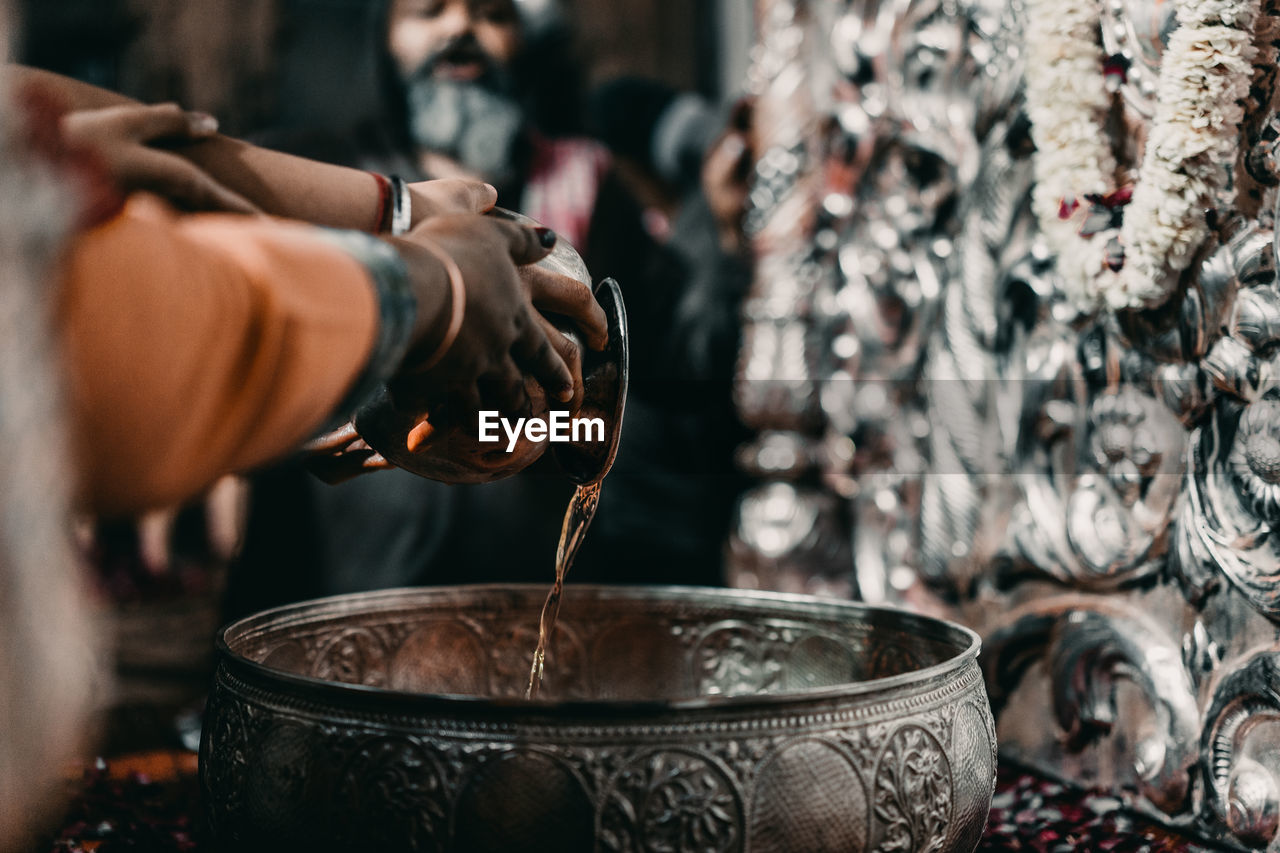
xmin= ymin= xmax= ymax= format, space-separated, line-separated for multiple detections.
xmin=1024 ymin=0 xmax=1259 ymax=310
xmin=1024 ymin=0 xmax=1121 ymax=308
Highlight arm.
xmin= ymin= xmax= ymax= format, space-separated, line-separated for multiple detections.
xmin=57 ymin=195 xmax=430 ymax=514
xmin=6 ymin=65 xmax=491 ymax=230
xmin=58 ymin=197 xmax=584 ymax=516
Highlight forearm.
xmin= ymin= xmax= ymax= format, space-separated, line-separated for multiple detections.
xmin=56 ymin=196 xmax=426 ymax=515
xmin=7 ymin=65 xmax=386 ymax=231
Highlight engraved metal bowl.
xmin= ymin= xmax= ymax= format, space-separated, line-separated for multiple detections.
xmin=200 ymin=585 xmax=995 ymax=852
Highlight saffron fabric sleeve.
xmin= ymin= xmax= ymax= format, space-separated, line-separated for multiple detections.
xmin=56 ymin=194 xmax=414 ymax=515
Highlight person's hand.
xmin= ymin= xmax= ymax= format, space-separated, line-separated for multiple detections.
xmin=702 ymin=98 xmax=755 ymax=254
xmin=135 ymin=476 xmax=249 ymax=575
xmin=389 ymin=215 xmax=577 ymax=417
xmin=518 ymin=264 xmax=609 ymax=412
xmin=302 ymin=423 xmax=396 ymax=485
xmin=60 ymin=103 xmax=259 ymax=213
xmin=407 ymin=178 xmax=498 ymax=222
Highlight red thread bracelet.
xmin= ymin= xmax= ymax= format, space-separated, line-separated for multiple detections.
xmin=416 ymin=236 xmax=466 ymax=370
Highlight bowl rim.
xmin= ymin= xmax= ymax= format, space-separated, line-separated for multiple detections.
xmin=214 ymin=584 xmax=982 ymax=716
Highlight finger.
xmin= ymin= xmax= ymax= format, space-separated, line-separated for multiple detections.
xmin=703 ymin=130 xmax=748 ymax=187
xmin=123 ymin=102 xmax=220 ymax=142
xmin=511 ymin=314 xmax=574 ymax=402
xmin=71 ymin=516 xmax=96 ymax=554
xmin=362 ymin=452 xmax=394 ymax=472
xmin=488 ymin=218 xmax=558 ymax=266
xmin=536 ymin=313 xmax=584 ymax=412
xmin=130 ymin=149 xmax=260 ymax=214
xmin=410 ymin=178 xmax=497 ymax=218
xmin=137 ymin=507 xmax=178 ymax=576
xmin=204 ymin=476 xmax=248 ymax=562
xmin=305 ymin=446 xmax=394 ymax=485
xmin=302 ymin=422 xmax=361 ymax=454
xmin=406 ymin=417 xmax=435 ymax=452
xmin=62 ymin=104 xmax=174 ymax=145
xmin=522 ymin=266 xmax=608 ymax=350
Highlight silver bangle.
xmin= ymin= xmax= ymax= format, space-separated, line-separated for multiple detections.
xmin=390 ymin=175 xmax=413 ymax=236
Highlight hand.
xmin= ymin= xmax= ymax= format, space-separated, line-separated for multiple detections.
xmin=389 ymin=215 xmax=574 ymax=417
xmin=518 ymin=264 xmax=609 ymax=412
xmin=60 ymin=103 xmax=258 ymax=214
xmin=301 ymin=423 xmax=396 ymax=484
xmin=135 ymin=476 xmax=249 ymax=574
xmin=407 ymin=178 xmax=497 ymax=221
xmin=702 ymin=98 xmax=755 ymax=254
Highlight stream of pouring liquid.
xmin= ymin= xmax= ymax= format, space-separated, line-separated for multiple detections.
xmin=526 ymin=481 xmax=602 ymax=699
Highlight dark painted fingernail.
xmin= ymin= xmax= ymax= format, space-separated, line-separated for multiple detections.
xmin=535 ymin=227 xmax=557 ymax=249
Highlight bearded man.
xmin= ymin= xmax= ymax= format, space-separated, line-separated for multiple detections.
xmin=286 ymin=0 xmax=620 ymax=255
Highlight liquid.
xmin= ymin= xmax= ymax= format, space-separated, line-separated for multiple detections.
xmin=526 ymin=481 xmax=602 ymax=699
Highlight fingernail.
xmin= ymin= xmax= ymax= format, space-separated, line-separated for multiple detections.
xmin=406 ymin=418 xmax=434 ymax=452
xmin=556 ymin=383 xmax=574 ymax=402
xmin=535 ymin=227 xmax=557 ymax=249
xmin=482 ymin=183 xmax=497 ymax=197
xmin=188 ymin=112 xmax=219 ymax=135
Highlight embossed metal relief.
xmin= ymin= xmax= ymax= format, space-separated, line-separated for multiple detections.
xmin=201 ymin=586 xmax=994 ymax=853
xmin=983 ymin=599 xmax=1200 ymax=813
xmin=727 ymin=0 xmax=1280 ymax=848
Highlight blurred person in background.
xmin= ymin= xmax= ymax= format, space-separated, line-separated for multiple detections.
xmin=0 ymin=5 xmax=97 ymax=843
xmin=573 ymin=76 xmax=755 ymax=591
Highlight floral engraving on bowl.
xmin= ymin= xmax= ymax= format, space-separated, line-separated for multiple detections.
xmin=486 ymin=621 xmax=588 ymax=699
xmin=868 ymin=641 xmax=922 ymax=679
xmin=599 ymin=749 xmax=743 ymax=853
xmin=311 ymin=627 xmax=388 ymax=687
xmin=243 ymin=720 xmax=324 ymax=839
xmin=694 ymin=622 xmax=787 ymax=696
xmin=872 ymin=725 xmax=951 ymax=853
xmin=200 ymin=693 xmax=248 ymax=837
xmin=334 ymin=736 xmax=448 ymax=852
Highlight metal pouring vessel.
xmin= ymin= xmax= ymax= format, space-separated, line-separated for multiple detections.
xmin=352 ymin=207 xmax=628 ymax=485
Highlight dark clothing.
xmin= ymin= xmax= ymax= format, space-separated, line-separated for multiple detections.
xmin=227 ymin=126 xmax=748 ymax=619
xmin=575 ymin=190 xmax=752 ymax=586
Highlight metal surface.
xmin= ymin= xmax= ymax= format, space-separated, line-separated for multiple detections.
xmin=200 ymin=585 xmax=994 ymax=852
xmin=726 ymin=0 xmax=1280 ymax=850
xmin=551 ymin=278 xmax=627 ymax=486
xmin=353 ymin=208 xmax=629 ymax=486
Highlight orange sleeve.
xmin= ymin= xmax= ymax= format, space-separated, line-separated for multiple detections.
xmin=58 ymin=195 xmax=382 ymax=515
